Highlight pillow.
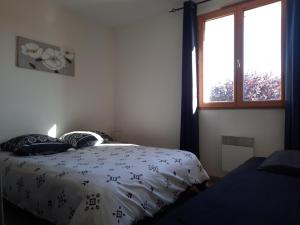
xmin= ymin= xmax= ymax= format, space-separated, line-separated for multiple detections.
xmin=93 ymin=131 xmax=114 ymax=143
xmin=258 ymin=150 xmax=300 ymax=176
xmin=59 ymin=131 xmax=104 ymax=148
xmin=0 ymin=134 xmax=71 ymax=156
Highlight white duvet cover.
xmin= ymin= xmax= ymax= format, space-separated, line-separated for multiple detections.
xmin=0 ymin=144 xmax=209 ymax=225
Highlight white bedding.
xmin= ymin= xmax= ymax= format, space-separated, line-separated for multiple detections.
xmin=0 ymin=144 xmax=209 ymax=225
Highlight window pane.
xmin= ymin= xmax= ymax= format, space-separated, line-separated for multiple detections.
xmin=243 ymin=2 xmax=282 ymax=101
xmin=203 ymin=15 xmax=234 ymax=103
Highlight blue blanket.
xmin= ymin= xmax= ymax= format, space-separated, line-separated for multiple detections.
xmin=155 ymin=157 xmax=300 ymax=225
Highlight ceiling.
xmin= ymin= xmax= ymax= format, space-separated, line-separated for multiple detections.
xmin=52 ymin=0 xmax=186 ymax=27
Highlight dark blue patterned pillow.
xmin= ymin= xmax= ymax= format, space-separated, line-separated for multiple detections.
xmin=59 ymin=131 xmax=105 ymax=149
xmin=0 ymin=134 xmax=71 ymax=156
xmin=93 ymin=131 xmax=114 ymax=143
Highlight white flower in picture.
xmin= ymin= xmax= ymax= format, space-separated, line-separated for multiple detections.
xmin=42 ymin=48 xmax=66 ymax=71
xmin=21 ymin=42 xmax=43 ymax=59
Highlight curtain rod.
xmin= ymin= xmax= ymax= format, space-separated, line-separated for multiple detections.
xmin=169 ymin=0 xmax=212 ymax=13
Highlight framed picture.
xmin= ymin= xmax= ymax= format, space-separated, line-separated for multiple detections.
xmin=16 ymin=36 xmax=75 ymax=76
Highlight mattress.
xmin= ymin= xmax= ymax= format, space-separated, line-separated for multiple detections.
xmin=0 ymin=144 xmax=209 ymax=225
xmin=154 ymin=157 xmax=300 ymax=225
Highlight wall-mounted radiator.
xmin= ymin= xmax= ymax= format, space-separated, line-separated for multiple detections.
xmin=222 ymin=136 xmax=254 ymax=172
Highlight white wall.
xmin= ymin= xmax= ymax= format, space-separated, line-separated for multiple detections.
xmin=200 ymin=109 xmax=284 ymax=176
xmin=114 ymin=13 xmax=183 ymax=148
xmin=114 ymin=1 xmax=285 ymax=177
xmin=0 ymin=0 xmax=115 ymax=142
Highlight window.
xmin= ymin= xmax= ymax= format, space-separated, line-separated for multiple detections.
xmin=198 ymin=0 xmax=286 ymax=108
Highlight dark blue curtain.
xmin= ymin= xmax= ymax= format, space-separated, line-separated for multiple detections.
xmin=285 ymin=0 xmax=300 ymax=150
xmin=180 ymin=1 xmax=199 ymax=157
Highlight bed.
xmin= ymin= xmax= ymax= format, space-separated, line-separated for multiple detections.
xmin=0 ymin=143 xmax=209 ymax=225
xmin=153 ymin=157 xmax=300 ymax=225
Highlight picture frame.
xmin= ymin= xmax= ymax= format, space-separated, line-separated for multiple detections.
xmin=16 ymin=36 xmax=75 ymax=76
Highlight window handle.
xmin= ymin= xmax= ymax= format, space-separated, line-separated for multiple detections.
xmin=237 ymin=59 xmax=241 ymax=69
